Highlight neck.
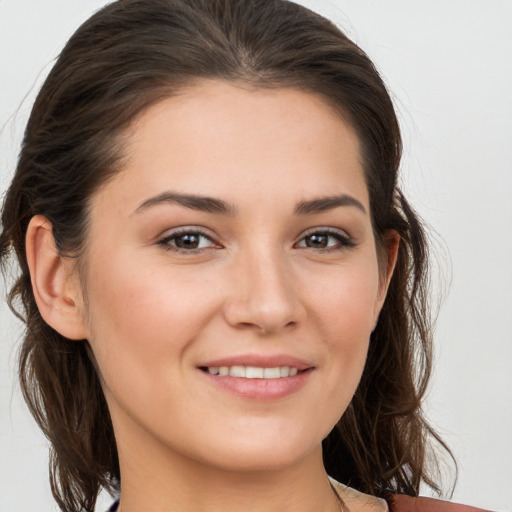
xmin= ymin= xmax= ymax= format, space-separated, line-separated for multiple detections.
xmin=114 ymin=425 xmax=340 ymax=512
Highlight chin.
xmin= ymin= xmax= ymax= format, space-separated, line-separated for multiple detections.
xmin=207 ymin=445 xmax=314 ymax=473
xmin=188 ymin=424 xmax=325 ymax=474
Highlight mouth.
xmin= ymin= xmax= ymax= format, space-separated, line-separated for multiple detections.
xmin=197 ymin=355 xmax=314 ymax=399
xmin=199 ymin=365 xmax=305 ymax=379
xmin=197 ymin=356 xmax=314 ymax=399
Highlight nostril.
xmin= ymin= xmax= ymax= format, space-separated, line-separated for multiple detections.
xmin=222 ymin=288 xmax=304 ymax=334
xmin=259 ymin=320 xmax=297 ymax=335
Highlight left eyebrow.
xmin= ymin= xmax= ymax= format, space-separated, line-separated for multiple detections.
xmin=132 ymin=191 xmax=237 ymax=216
xmin=294 ymin=194 xmax=367 ymax=215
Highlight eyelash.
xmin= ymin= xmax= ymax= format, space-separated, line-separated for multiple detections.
xmin=157 ymin=228 xmax=217 ymax=253
xmin=157 ymin=227 xmax=356 ymax=254
xmin=295 ymin=228 xmax=356 ymax=252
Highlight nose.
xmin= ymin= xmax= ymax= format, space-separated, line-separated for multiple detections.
xmin=222 ymin=248 xmax=304 ymax=335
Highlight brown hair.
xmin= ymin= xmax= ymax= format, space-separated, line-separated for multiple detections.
xmin=0 ymin=0 xmax=454 ymax=510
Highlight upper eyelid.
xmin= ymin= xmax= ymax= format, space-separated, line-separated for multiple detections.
xmin=297 ymin=226 xmax=352 ymax=239
xmin=301 ymin=226 xmax=349 ymax=234
xmin=158 ymin=226 xmax=215 ymax=240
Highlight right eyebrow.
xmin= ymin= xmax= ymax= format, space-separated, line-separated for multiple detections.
xmin=132 ymin=191 xmax=238 ymax=216
xmin=294 ymin=194 xmax=367 ymax=215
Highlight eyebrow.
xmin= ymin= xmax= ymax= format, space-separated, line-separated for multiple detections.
xmin=133 ymin=192 xmax=237 ymax=216
xmin=133 ymin=191 xmax=366 ymax=216
xmin=294 ymin=194 xmax=367 ymax=215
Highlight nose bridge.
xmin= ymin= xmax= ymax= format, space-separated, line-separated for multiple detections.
xmin=224 ymin=242 xmax=302 ymax=333
xmin=249 ymin=245 xmax=291 ymax=303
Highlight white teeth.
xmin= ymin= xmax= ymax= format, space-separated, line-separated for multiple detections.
xmin=246 ymin=366 xmax=264 ymax=378
xmin=280 ymin=366 xmax=290 ymax=377
xmin=205 ymin=365 xmax=300 ymax=378
xmin=229 ymin=365 xmax=246 ymax=377
xmin=263 ymin=367 xmax=281 ymax=379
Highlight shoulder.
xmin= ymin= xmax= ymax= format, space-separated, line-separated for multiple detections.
xmin=329 ymin=478 xmax=388 ymax=512
xmin=329 ymin=478 xmax=493 ymax=512
xmin=387 ymin=494 xmax=494 ymax=512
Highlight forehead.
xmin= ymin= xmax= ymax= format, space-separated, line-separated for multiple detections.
xmin=94 ymin=80 xmax=369 ymax=214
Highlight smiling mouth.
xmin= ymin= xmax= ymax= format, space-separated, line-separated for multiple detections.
xmin=199 ymin=366 xmax=307 ymax=379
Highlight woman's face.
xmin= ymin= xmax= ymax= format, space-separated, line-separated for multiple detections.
xmin=78 ymin=81 xmax=394 ymax=473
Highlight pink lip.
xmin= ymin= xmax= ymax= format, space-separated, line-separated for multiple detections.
xmin=197 ymin=353 xmax=315 ymax=400
xmin=199 ymin=354 xmax=314 ymax=371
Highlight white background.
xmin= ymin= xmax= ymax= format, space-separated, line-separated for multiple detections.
xmin=1 ymin=1 xmax=511 ymax=511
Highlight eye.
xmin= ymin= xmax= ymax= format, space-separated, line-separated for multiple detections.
xmin=295 ymin=228 xmax=355 ymax=251
xmin=158 ymin=229 xmax=217 ymax=252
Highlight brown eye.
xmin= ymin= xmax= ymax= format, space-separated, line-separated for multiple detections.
xmin=158 ymin=230 xmax=216 ymax=252
xmin=296 ymin=229 xmax=355 ymax=251
xmin=174 ymin=233 xmax=202 ymax=249
xmin=304 ymin=234 xmax=330 ymax=248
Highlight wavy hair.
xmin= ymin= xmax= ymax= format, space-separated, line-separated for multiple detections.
xmin=1 ymin=0 xmax=453 ymax=510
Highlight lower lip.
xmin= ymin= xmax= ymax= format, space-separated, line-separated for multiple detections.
xmin=199 ymin=369 xmax=313 ymax=400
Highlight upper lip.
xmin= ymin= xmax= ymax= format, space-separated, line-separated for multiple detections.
xmin=199 ymin=354 xmax=314 ymax=371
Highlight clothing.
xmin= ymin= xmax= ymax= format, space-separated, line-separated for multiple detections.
xmin=331 ymin=478 xmax=493 ymax=512
xmin=388 ymin=494 xmax=493 ymax=512
xmin=107 ymin=495 xmax=492 ymax=512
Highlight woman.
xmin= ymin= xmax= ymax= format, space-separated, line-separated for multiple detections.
xmin=0 ymin=1 xmax=492 ymax=511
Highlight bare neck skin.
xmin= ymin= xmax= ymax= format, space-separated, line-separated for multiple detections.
xmin=114 ymin=416 xmax=340 ymax=512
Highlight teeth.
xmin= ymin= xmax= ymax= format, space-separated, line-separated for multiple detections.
xmin=263 ymin=367 xmax=280 ymax=379
xmin=246 ymin=366 xmax=264 ymax=378
xmin=229 ymin=365 xmax=246 ymax=377
xmin=205 ymin=365 xmax=300 ymax=379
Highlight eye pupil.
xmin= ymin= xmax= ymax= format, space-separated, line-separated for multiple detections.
xmin=175 ymin=234 xmax=200 ymax=249
xmin=306 ymin=234 xmax=328 ymax=248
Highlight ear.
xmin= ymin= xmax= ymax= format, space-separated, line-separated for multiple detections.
xmin=25 ymin=215 xmax=88 ymax=340
xmin=372 ymin=230 xmax=400 ymax=328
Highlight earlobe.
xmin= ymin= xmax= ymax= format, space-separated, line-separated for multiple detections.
xmin=25 ymin=215 xmax=88 ymax=340
xmin=383 ymin=230 xmax=400 ymax=292
xmin=372 ymin=231 xmax=400 ymax=328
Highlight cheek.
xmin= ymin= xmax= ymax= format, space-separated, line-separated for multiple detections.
xmin=82 ymin=252 xmax=217 ymax=394
xmin=312 ymin=260 xmax=380 ymax=343
xmin=307 ymin=259 xmax=380 ymax=406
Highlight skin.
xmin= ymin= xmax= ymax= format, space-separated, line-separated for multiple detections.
xmin=27 ymin=81 xmax=397 ymax=512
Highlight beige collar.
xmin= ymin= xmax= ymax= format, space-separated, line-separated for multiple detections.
xmin=329 ymin=477 xmax=389 ymax=512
